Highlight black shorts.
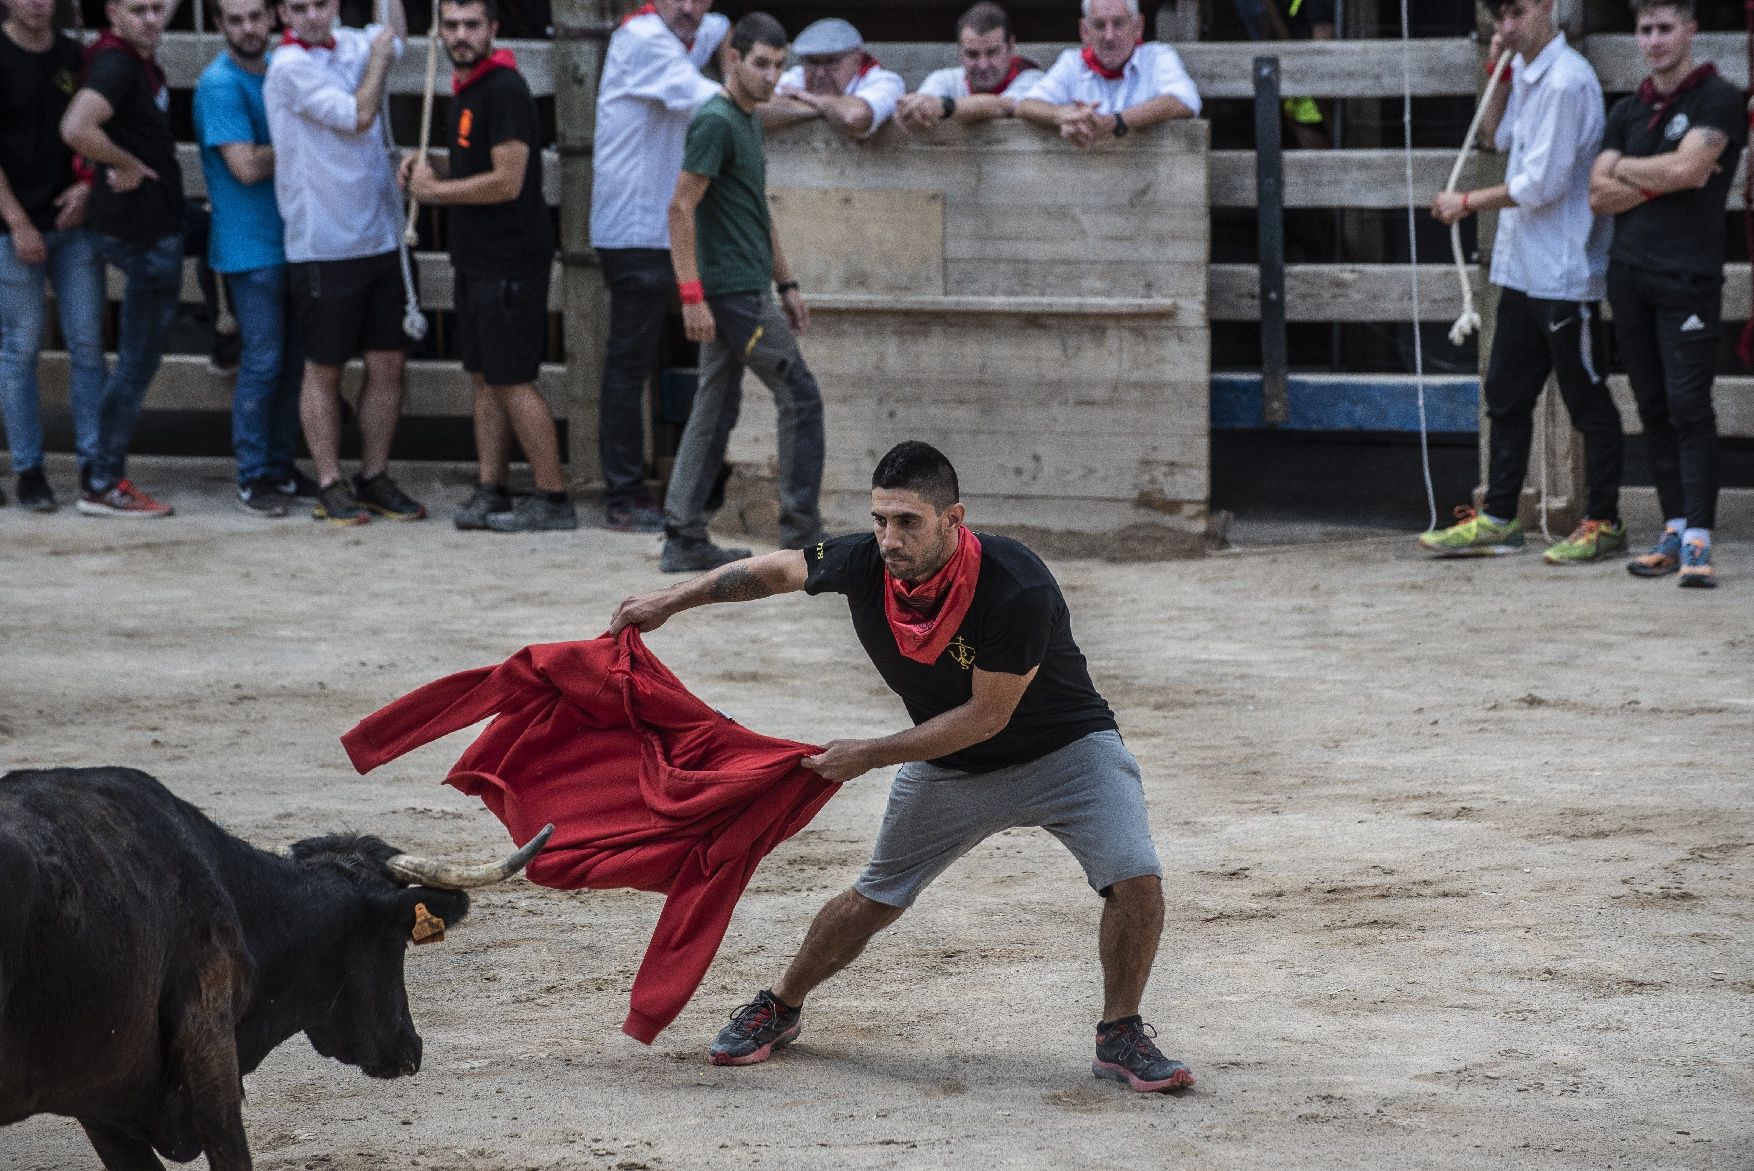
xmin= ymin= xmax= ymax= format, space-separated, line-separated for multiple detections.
xmin=454 ymin=268 xmax=549 ymax=387
xmin=290 ymin=250 xmax=412 ymax=367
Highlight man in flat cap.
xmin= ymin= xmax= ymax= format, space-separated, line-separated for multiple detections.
xmin=762 ymin=16 xmax=904 ymax=140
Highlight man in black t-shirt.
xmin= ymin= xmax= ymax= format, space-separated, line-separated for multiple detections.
xmin=59 ymin=0 xmax=184 ymax=517
xmin=0 ymin=0 xmax=105 ymax=513
xmin=398 ymin=0 xmax=570 ymax=533
xmin=610 ymin=441 xmax=1194 ymax=1095
xmin=1588 ymin=0 xmax=1744 ymax=587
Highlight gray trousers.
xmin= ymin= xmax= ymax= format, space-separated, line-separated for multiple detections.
xmin=662 ymin=289 xmax=825 ymax=546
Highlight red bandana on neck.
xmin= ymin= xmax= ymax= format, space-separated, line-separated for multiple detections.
xmin=453 ymin=47 xmax=517 ymax=95
xmin=85 ymin=30 xmax=166 ymax=93
xmin=620 ymin=2 xmax=694 ymax=51
xmin=970 ymin=54 xmax=1039 ymax=96
xmin=1637 ymin=61 xmax=1716 ymax=130
xmin=279 ymin=27 xmax=336 ymax=51
xmin=883 ymin=526 xmax=982 ymax=666
xmin=854 ymin=51 xmax=881 ymax=80
xmin=1081 ymin=42 xmax=1139 ymax=82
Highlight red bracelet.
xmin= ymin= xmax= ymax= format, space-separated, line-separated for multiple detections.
xmin=678 ymin=279 xmax=704 ymax=306
xmin=72 ymin=157 xmax=96 ymax=187
xmin=1483 ymin=59 xmax=1510 ymax=81
xmin=1461 ymin=191 xmax=1472 ymax=212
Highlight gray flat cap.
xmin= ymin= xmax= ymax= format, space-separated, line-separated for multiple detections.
xmin=792 ymin=17 xmax=863 ymax=57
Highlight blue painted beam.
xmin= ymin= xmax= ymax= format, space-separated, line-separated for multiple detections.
xmin=1211 ymin=373 xmax=1479 ymax=432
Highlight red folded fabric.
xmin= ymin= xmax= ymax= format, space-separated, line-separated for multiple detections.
xmin=341 ymin=628 xmax=839 ymax=1043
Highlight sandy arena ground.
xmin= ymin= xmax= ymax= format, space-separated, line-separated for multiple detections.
xmin=3 ymin=456 xmax=1751 ymax=1171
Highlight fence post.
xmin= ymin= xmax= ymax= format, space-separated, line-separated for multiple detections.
xmin=1254 ymin=55 xmax=1289 ymax=426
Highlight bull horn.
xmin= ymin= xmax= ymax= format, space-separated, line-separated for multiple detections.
xmin=384 ymin=824 xmax=554 ymax=890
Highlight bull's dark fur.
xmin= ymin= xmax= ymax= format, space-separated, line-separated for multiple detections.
xmin=0 ymin=767 xmax=471 ymax=1170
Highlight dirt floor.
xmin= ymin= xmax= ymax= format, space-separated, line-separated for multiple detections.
xmin=4 ymin=455 xmax=1751 ymax=1171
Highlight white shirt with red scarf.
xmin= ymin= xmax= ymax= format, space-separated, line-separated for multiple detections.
xmin=916 ymin=59 xmax=1044 ymax=100
xmin=777 ymin=56 xmax=906 ymax=137
xmin=1023 ymin=42 xmax=1201 ymax=117
xmin=589 ymin=7 xmax=729 ymax=250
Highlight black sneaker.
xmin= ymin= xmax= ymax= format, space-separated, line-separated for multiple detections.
xmin=660 ymin=536 xmax=752 ymax=574
xmin=313 ymin=480 xmax=371 ymax=525
xmin=604 ymin=498 xmax=665 ymax=534
xmin=278 ymin=468 xmax=322 ymax=500
xmin=236 ymin=477 xmax=293 ymax=518
xmin=1093 ymin=1017 xmax=1194 ymax=1093
xmin=15 ymin=468 xmax=55 ymax=512
xmin=354 ymin=472 xmax=427 ymax=521
xmin=708 ymin=989 xmax=801 ymax=1066
xmin=453 ymin=483 xmax=511 ymax=530
xmin=486 ymin=494 xmax=579 ymax=533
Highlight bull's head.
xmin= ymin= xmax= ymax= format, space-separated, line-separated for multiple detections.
xmin=285 ymin=825 xmax=553 ymax=1079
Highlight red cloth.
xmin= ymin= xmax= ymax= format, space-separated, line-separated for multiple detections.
xmin=1636 ymin=62 xmax=1717 ymax=130
xmin=341 ymin=629 xmax=839 ymax=1043
xmin=973 ymin=55 xmax=1040 ymax=95
xmin=279 ymin=27 xmax=336 ymax=51
xmin=85 ymin=30 xmax=165 ymax=93
xmin=1081 ymin=43 xmax=1137 ymax=82
xmin=452 ymin=48 xmax=518 ymax=95
xmin=882 ymin=525 xmax=982 ymax=665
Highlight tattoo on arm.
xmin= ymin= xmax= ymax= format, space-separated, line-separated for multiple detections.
xmin=707 ymin=566 xmax=773 ymax=603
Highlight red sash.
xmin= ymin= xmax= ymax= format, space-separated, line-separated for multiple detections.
xmin=972 ymin=55 xmax=1040 ymax=95
xmin=1636 ymin=62 xmax=1716 ymax=130
xmin=453 ymin=48 xmax=518 ymax=95
xmin=883 ymin=526 xmax=983 ymax=666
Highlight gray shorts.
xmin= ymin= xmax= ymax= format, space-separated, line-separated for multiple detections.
xmin=854 ymin=729 xmax=1163 ymax=908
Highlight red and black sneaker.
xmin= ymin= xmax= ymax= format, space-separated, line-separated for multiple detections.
xmin=707 ymin=989 xmax=802 ymax=1066
xmin=76 ymin=479 xmax=173 ymax=519
xmin=1093 ymin=1016 xmax=1195 ymax=1093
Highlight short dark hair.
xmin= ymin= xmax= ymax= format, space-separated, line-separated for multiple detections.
xmin=440 ymin=0 xmax=499 ymax=22
xmin=957 ymin=1 xmax=1011 ymax=39
xmin=1629 ymin=0 xmax=1693 ymax=17
xmin=872 ymin=441 xmax=960 ymax=511
xmin=729 ymin=11 xmax=786 ymax=55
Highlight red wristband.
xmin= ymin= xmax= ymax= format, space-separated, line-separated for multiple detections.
xmin=72 ymin=157 xmax=96 ymax=187
xmin=1484 ymin=59 xmax=1510 ymax=81
xmin=678 ymin=279 xmax=704 ymax=306
xmin=1461 ymin=191 xmax=1472 ymax=212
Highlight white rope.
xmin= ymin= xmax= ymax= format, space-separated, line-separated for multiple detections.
xmin=404 ymin=8 xmax=441 ymax=246
xmin=1444 ymin=49 xmax=1511 ymax=347
xmin=1399 ymin=0 xmax=1437 ymax=532
xmin=381 ymin=0 xmax=428 ymax=341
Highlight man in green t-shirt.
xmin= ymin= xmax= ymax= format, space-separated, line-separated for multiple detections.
xmin=662 ymin=10 xmax=826 ymax=575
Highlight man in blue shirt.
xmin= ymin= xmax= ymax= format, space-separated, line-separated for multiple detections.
xmin=195 ymin=0 xmax=308 ymax=516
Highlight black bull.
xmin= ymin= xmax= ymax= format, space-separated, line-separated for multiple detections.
xmin=0 ymin=767 xmax=550 ymax=1170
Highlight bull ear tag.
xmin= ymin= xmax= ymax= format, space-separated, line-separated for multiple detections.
xmin=410 ymin=902 xmax=447 ymax=945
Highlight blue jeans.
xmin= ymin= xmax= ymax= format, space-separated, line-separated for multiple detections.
xmin=223 ymin=264 xmax=301 ymax=485
xmin=90 ymin=232 xmax=183 ymax=491
xmin=0 ymin=227 xmax=106 ymax=473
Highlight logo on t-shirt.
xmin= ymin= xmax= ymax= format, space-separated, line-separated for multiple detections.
xmin=945 ymin=636 xmax=976 ymax=670
xmin=1665 ymin=112 xmax=1690 ymax=141
xmin=154 ymin=84 xmax=169 ymax=113
xmin=458 ymin=108 xmax=474 ymax=148
xmin=53 ymin=68 xmax=76 ymax=95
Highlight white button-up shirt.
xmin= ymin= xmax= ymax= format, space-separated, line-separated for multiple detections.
xmin=1490 ymin=32 xmax=1610 ymax=303
xmin=1023 ymin=42 xmax=1201 ymax=117
xmin=264 ymin=24 xmax=405 ymax=264
xmin=916 ymin=62 xmax=1044 ymax=100
xmin=777 ymin=59 xmax=906 ymax=137
xmin=589 ymin=10 xmax=728 ymax=250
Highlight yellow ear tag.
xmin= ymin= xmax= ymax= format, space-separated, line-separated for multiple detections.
xmin=411 ymin=901 xmax=447 ymax=945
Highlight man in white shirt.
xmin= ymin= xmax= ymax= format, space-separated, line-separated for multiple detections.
xmin=762 ymin=17 xmax=904 ymax=140
xmin=266 ymin=0 xmax=427 ymax=524
xmin=1420 ymin=0 xmax=1625 ymax=565
xmin=895 ymin=2 xmax=1043 ymax=131
xmin=588 ymin=0 xmax=728 ymax=533
xmin=1015 ymin=0 xmax=1200 ymax=149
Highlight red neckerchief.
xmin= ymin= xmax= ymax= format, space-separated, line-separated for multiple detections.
xmin=854 ymin=52 xmax=881 ymax=80
xmin=453 ymin=47 xmax=518 ymax=95
xmin=970 ymin=55 xmax=1039 ymax=95
xmin=1637 ymin=61 xmax=1716 ymax=130
xmin=84 ymin=30 xmax=166 ymax=95
xmin=619 ymin=2 xmax=694 ymax=51
xmin=883 ymin=526 xmax=983 ymax=666
xmin=279 ymin=27 xmax=336 ymax=51
xmin=1081 ymin=41 xmax=1140 ymax=82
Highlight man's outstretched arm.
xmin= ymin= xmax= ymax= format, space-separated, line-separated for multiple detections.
xmin=803 ymin=665 xmax=1038 ymax=782
xmin=610 ymin=549 xmax=808 ymax=633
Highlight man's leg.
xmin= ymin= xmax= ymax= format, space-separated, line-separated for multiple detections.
xmin=299 ymin=360 xmax=348 ymax=487
xmin=772 ymin=890 xmax=906 ymax=1008
xmin=661 ymin=294 xmax=756 ymax=569
xmin=1478 ymin=288 xmax=1553 ymax=523
xmin=1650 ymin=271 xmax=1724 ymax=585
xmin=48 ymin=228 xmax=109 ymax=481
xmin=226 ymin=266 xmax=287 ymax=494
xmin=1099 ymin=875 xmax=1164 ymax=1021
xmin=496 ymin=383 xmax=567 ymax=493
xmin=356 ymin=349 xmax=407 ymax=481
xmin=0 ymin=230 xmax=51 ymax=484
xmin=87 ymin=233 xmax=182 ymax=496
xmin=1538 ymin=299 xmax=1628 ymax=564
xmin=1611 ymin=264 xmax=1684 ymax=527
xmin=597 ymin=248 xmax=673 ymax=524
xmin=471 ymin=372 xmax=511 ymax=487
xmin=740 ymin=292 xmax=826 ymax=547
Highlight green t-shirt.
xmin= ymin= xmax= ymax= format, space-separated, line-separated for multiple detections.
xmin=681 ymin=93 xmax=772 ymax=297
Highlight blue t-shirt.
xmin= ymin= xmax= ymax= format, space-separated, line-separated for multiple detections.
xmin=194 ymin=53 xmax=284 ymax=273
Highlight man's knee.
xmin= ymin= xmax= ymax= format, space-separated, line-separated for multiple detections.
xmin=836 ymin=888 xmax=906 ymax=933
xmin=1106 ymin=874 xmax=1163 ymax=908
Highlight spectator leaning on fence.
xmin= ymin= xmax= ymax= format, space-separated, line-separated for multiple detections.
xmin=60 ymin=0 xmax=185 ymax=518
xmin=1015 ymin=0 xmax=1201 ymax=150
xmin=0 ymin=0 xmax=104 ymax=514
xmin=196 ymin=0 xmax=312 ymax=519
xmin=401 ymin=0 xmax=572 ymax=533
xmin=1588 ymin=0 xmax=1744 ymax=588
xmin=1421 ymin=0 xmax=1625 ymax=566
xmin=663 ymin=11 xmax=826 ymax=574
xmin=762 ymin=17 xmax=905 ymax=140
xmin=589 ymin=0 xmax=728 ymax=535
xmin=267 ymin=0 xmax=428 ymax=525
xmin=895 ymin=2 xmax=1043 ymax=131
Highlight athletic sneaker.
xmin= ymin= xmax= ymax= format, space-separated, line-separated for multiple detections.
xmin=660 ymin=537 xmax=753 ymax=574
xmin=313 ymin=480 xmax=371 ymax=525
xmin=486 ymin=494 xmax=579 ymax=533
xmin=453 ymin=483 xmax=511 ymax=530
xmin=1678 ymin=538 xmax=1717 ymax=589
xmin=1628 ymin=530 xmax=1683 ymax=578
xmin=76 ymin=479 xmax=173 ymax=518
xmin=278 ymin=468 xmax=322 ymax=500
xmin=15 ymin=468 xmax=55 ymax=512
xmin=1092 ymin=1016 xmax=1195 ymax=1093
xmin=708 ymin=989 xmax=801 ymax=1066
xmin=354 ymin=472 xmax=427 ymax=521
xmin=1542 ymin=518 xmax=1626 ymax=565
xmin=604 ymin=498 xmax=665 ymax=533
xmin=1417 ymin=507 xmax=1525 ymax=557
xmin=236 ymin=478 xmax=293 ymax=518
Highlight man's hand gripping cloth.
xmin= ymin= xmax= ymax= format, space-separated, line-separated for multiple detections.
xmin=340 ymin=628 xmax=839 ymax=1043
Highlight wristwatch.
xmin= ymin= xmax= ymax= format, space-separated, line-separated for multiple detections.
xmin=940 ymin=95 xmax=957 ymax=120
xmin=1112 ymin=111 xmax=1130 ymax=138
